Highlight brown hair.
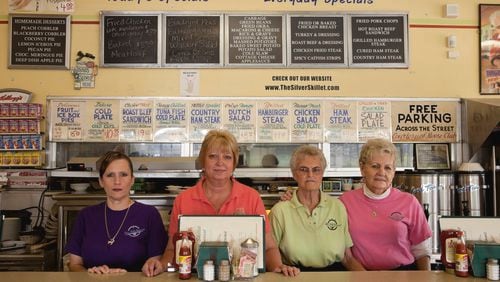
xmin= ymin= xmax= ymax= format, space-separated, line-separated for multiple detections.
xmin=198 ymin=129 xmax=239 ymax=170
xmin=98 ymin=151 xmax=134 ymax=178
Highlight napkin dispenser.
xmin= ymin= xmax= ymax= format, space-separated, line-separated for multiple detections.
xmin=196 ymin=241 xmax=230 ymax=279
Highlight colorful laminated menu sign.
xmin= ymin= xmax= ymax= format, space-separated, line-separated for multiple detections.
xmin=391 ymin=101 xmax=457 ymax=142
xmin=324 ymin=100 xmax=357 ymax=142
xmin=51 ymin=101 xmax=85 ymax=140
xmin=291 ymin=100 xmax=322 ymax=142
xmin=85 ymin=100 xmax=120 ymax=141
xmin=46 ymin=97 xmax=459 ymax=143
xmin=119 ymin=100 xmax=154 ymax=141
xmin=222 ymin=101 xmax=256 ymax=143
xmin=189 ymin=101 xmax=222 ymax=142
xmin=257 ymin=101 xmax=290 ymax=143
xmin=154 ymin=100 xmax=188 ymax=142
xmin=357 ymin=100 xmax=391 ymax=142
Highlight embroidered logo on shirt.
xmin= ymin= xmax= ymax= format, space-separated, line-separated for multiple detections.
xmin=124 ymin=225 xmax=145 ymax=238
xmin=389 ymin=212 xmax=404 ymax=221
xmin=325 ymin=218 xmax=340 ymax=231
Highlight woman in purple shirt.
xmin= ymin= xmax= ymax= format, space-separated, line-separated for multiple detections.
xmin=65 ymin=151 xmax=167 ymax=273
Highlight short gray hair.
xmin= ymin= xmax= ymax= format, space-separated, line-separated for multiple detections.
xmin=289 ymin=145 xmax=327 ymax=171
xmin=358 ymin=138 xmax=397 ymax=167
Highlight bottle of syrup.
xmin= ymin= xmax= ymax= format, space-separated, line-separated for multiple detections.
xmin=178 ymin=234 xmax=192 ymax=280
xmin=454 ymin=230 xmax=469 ymax=277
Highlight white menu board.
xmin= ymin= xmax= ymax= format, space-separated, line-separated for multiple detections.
xmin=357 ymin=100 xmax=391 ymax=142
xmin=119 ymin=100 xmax=154 ymax=141
xmin=257 ymin=101 xmax=290 ymax=143
xmin=51 ymin=100 xmax=86 ymax=141
xmin=222 ymin=101 xmax=256 ymax=143
xmin=189 ymin=101 xmax=222 ymax=142
xmin=324 ymin=100 xmax=357 ymax=142
xmin=154 ymin=100 xmax=189 ymax=142
xmin=85 ymin=100 xmax=120 ymax=141
xmin=291 ymin=100 xmax=322 ymax=142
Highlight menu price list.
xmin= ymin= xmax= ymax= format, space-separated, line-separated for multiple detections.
xmin=350 ymin=15 xmax=407 ymax=66
xmin=9 ymin=15 xmax=69 ymax=68
xmin=227 ymin=15 xmax=284 ymax=66
xmin=289 ymin=16 xmax=346 ymax=65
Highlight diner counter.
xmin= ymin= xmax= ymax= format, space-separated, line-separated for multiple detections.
xmin=0 ymin=271 xmax=489 ymax=282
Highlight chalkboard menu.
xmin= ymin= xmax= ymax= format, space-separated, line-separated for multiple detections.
xmin=288 ymin=15 xmax=347 ymax=67
xmin=9 ymin=14 xmax=70 ymax=69
xmin=164 ymin=14 xmax=222 ymax=67
xmin=226 ymin=15 xmax=285 ymax=66
xmin=100 ymin=12 xmax=161 ymax=67
xmin=349 ymin=14 xmax=408 ymax=68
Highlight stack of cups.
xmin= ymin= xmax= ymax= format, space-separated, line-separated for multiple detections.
xmin=487 ymin=258 xmax=499 ymax=281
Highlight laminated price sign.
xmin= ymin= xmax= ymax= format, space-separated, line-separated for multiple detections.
xmin=50 ymin=100 xmax=85 ymax=141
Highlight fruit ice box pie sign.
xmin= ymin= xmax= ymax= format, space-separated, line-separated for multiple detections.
xmin=9 ymin=14 xmax=71 ymax=69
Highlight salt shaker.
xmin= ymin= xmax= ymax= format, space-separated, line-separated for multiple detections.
xmin=487 ymin=258 xmax=499 ymax=281
xmin=203 ymin=260 xmax=215 ymax=281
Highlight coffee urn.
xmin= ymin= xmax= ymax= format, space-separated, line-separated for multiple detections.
xmin=456 ymin=171 xmax=488 ymax=216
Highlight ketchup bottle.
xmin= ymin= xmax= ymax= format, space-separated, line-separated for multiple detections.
xmin=178 ymin=234 xmax=192 ymax=280
xmin=454 ymin=230 xmax=469 ymax=277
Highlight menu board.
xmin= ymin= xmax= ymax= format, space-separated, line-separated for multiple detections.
xmin=226 ymin=15 xmax=285 ymax=66
xmin=9 ymin=14 xmax=70 ymax=69
xmin=100 ymin=12 xmax=161 ymax=67
xmin=288 ymin=15 xmax=346 ymax=66
xmin=85 ymin=100 xmax=120 ymax=142
xmin=324 ymin=100 xmax=358 ymax=142
xmin=189 ymin=101 xmax=223 ymax=142
xmin=222 ymin=101 xmax=256 ymax=143
xmin=164 ymin=15 xmax=222 ymax=67
xmin=391 ymin=101 xmax=458 ymax=142
xmin=154 ymin=100 xmax=189 ymax=142
xmin=349 ymin=14 xmax=408 ymax=67
xmin=119 ymin=100 xmax=154 ymax=141
xmin=257 ymin=101 xmax=290 ymax=142
xmin=291 ymin=101 xmax=322 ymax=142
xmin=50 ymin=100 xmax=86 ymax=141
xmin=357 ymin=101 xmax=391 ymax=141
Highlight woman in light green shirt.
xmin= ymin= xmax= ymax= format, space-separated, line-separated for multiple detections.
xmin=269 ymin=145 xmax=364 ymax=271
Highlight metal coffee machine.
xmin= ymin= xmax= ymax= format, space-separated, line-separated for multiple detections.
xmin=455 ymin=167 xmax=488 ymax=216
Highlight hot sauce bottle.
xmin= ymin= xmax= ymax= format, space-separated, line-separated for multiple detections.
xmin=178 ymin=234 xmax=192 ymax=280
xmin=440 ymin=229 xmax=460 ymax=273
xmin=454 ymin=230 xmax=469 ymax=277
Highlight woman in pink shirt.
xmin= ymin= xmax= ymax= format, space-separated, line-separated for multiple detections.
xmin=339 ymin=138 xmax=432 ymax=270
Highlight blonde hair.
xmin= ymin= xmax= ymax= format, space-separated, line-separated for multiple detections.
xmin=198 ymin=129 xmax=239 ymax=170
xmin=358 ymin=138 xmax=397 ymax=167
xmin=290 ymin=145 xmax=327 ymax=171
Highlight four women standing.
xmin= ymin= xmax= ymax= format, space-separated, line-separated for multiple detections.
xmin=66 ymin=135 xmax=432 ymax=275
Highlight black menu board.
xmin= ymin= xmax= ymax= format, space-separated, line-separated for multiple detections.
xmin=100 ymin=12 xmax=161 ymax=67
xmin=288 ymin=15 xmax=347 ymax=67
xmin=9 ymin=14 xmax=70 ymax=69
xmin=349 ymin=14 xmax=408 ymax=68
xmin=164 ymin=15 xmax=222 ymax=67
xmin=226 ymin=15 xmax=285 ymax=66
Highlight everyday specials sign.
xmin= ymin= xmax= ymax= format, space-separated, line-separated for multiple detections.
xmin=391 ymin=101 xmax=458 ymax=142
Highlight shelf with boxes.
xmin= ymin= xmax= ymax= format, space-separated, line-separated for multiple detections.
xmin=0 ymin=103 xmax=44 ymax=167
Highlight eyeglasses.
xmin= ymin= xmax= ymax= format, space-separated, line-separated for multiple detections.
xmin=296 ymin=166 xmax=323 ymax=175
